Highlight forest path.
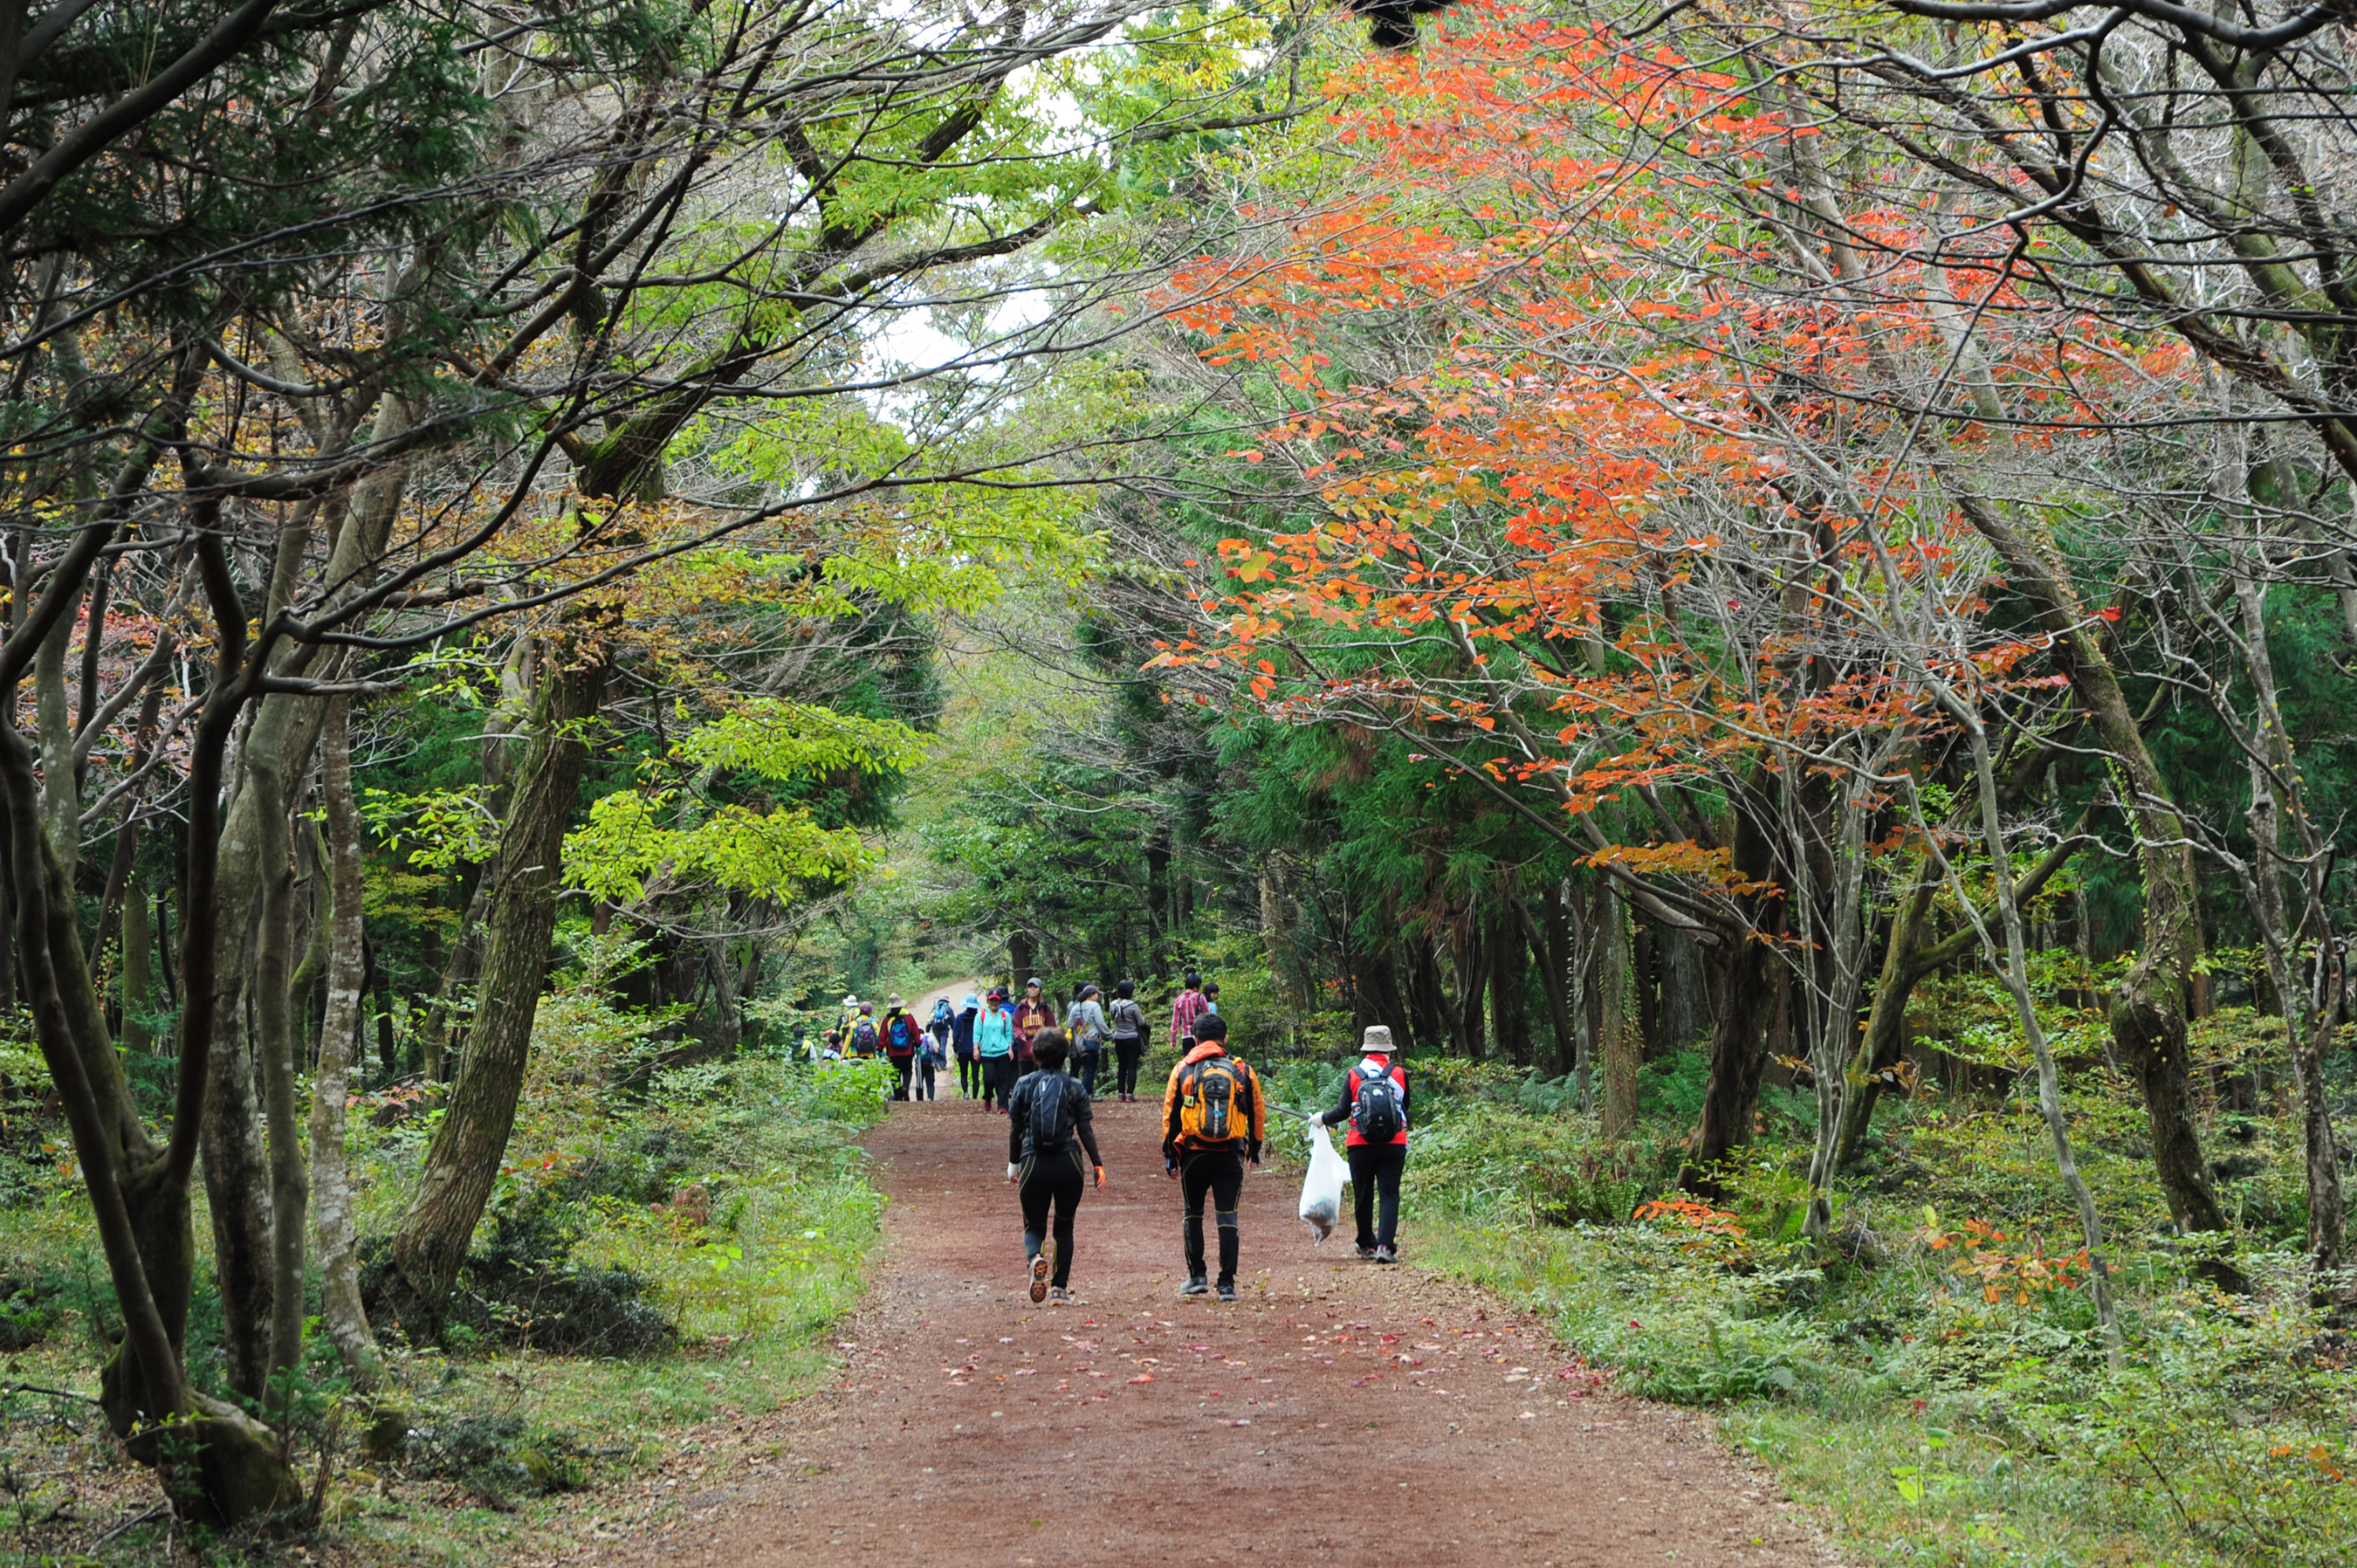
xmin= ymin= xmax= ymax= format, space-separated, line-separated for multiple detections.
xmin=590 ymin=1091 xmax=1831 ymax=1567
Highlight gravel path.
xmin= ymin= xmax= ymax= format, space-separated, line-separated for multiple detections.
xmin=591 ymin=1090 xmax=1834 ymax=1567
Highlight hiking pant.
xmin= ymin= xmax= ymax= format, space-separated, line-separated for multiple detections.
xmin=1020 ymin=1146 xmax=1087 ymax=1289
xmin=1348 ymin=1142 xmax=1406 ymax=1251
xmin=890 ymin=1055 xmax=915 ymax=1101
xmin=957 ymin=1055 xmax=980 ymax=1097
xmin=982 ymin=1056 xmax=1016 ymax=1109
xmin=1113 ymin=1038 xmax=1142 ymax=1096
xmin=1178 ymin=1147 xmax=1245 ymax=1286
xmin=1075 ymin=1047 xmax=1102 ymax=1097
xmin=914 ymin=1056 xmax=937 ymax=1100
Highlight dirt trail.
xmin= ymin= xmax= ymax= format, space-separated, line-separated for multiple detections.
xmin=593 ymin=1091 xmax=1831 ymax=1567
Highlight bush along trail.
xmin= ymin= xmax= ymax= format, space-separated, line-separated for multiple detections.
xmin=579 ymin=1093 xmax=1829 ymax=1568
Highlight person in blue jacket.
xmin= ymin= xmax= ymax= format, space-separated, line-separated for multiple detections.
xmin=974 ymin=987 xmax=1018 ymax=1113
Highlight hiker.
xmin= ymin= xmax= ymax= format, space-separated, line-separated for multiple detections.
xmin=1006 ymin=1028 xmax=1105 ymax=1304
xmin=1068 ymin=984 xmax=1111 ymax=1098
xmin=975 ymin=987 xmax=1017 ymax=1111
xmin=1108 ymin=980 xmax=1147 ymax=1102
xmin=1318 ymin=1024 xmax=1410 ymax=1262
xmin=1203 ymin=980 xmax=1221 ymax=1016
xmin=1160 ymin=1014 xmax=1266 ymax=1301
xmin=847 ymin=1001 xmax=881 ymax=1060
xmin=1013 ymin=977 xmax=1054 ymax=1073
xmin=929 ymin=996 xmax=956 ymax=1058
xmin=1169 ymin=970 xmax=1210 ymax=1051
xmin=952 ymin=993 xmax=982 ymax=1097
xmin=883 ymin=997 xmax=924 ymax=1100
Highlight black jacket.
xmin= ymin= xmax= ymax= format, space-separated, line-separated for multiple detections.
xmin=1007 ymin=1070 xmax=1103 ymax=1165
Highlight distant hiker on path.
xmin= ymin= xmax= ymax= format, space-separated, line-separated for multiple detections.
xmin=1169 ymin=970 xmax=1210 ymax=1051
xmin=1068 ymin=984 xmax=1111 ymax=1099
xmin=1319 ymin=1024 xmax=1410 ymax=1262
xmin=1007 ymin=1028 xmax=1104 ymax=1305
xmin=883 ymin=997 xmax=924 ymax=1101
xmin=952 ymin=993 xmax=981 ymax=1098
xmin=976 ymin=987 xmax=1017 ymax=1111
xmin=848 ymin=1001 xmax=880 ymax=1060
xmin=1108 ymin=980 xmax=1146 ymax=1102
xmin=1013 ymin=978 xmax=1053 ymax=1072
xmin=1161 ymin=1014 xmax=1265 ymax=1301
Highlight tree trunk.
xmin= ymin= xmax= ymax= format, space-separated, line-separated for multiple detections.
xmin=1600 ymin=890 xmax=1640 ymax=1138
xmin=385 ymin=654 xmax=603 ymax=1333
xmin=1450 ymin=914 xmax=1488 ymax=1058
xmin=1488 ymin=896 xmax=1531 ymax=1065
xmin=1538 ymin=880 xmax=1577 ymax=1077
xmin=1682 ymin=797 xmax=1778 ymax=1195
xmin=310 ymin=700 xmax=381 ymax=1384
xmin=251 ymin=760 xmax=306 ymax=1407
xmin=1957 ymin=495 xmax=2237 ymax=1280
xmin=121 ymin=870 xmax=153 ymax=1056
xmin=1658 ymin=920 xmax=1705 ymax=1053
xmin=1405 ymin=932 xmax=1447 ymax=1054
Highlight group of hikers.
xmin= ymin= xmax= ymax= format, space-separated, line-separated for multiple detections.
xmin=999 ymin=988 xmax=1408 ymax=1309
xmin=823 ymin=971 xmax=1410 ymax=1306
xmin=821 ymin=971 xmax=1225 ymax=1108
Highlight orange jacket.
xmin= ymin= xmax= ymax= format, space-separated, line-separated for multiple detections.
xmin=1161 ymin=1042 xmax=1266 ymax=1159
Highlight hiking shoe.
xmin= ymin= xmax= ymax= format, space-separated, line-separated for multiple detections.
xmin=1178 ymin=1275 xmax=1210 ymax=1296
xmin=1357 ymin=1245 xmax=1378 ymax=1261
xmin=1029 ymin=1254 xmax=1050 ymax=1303
xmin=1216 ymin=1282 xmax=1237 ymax=1302
xmin=1048 ymin=1286 xmax=1069 ymax=1305
xmin=1374 ymin=1246 xmax=1398 ymax=1265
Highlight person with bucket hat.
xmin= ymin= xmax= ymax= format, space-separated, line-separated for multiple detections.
xmin=1318 ymin=1025 xmax=1411 ymax=1262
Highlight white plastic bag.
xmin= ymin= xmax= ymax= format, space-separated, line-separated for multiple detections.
xmin=1298 ymin=1121 xmax=1348 ymax=1242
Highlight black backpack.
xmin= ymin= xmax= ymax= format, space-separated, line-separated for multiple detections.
xmin=1351 ymin=1065 xmax=1405 ymax=1143
xmin=1026 ymin=1072 xmax=1077 ymax=1155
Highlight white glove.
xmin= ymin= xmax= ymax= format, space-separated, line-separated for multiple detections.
xmin=1007 ymin=1161 xmax=1020 ymax=1180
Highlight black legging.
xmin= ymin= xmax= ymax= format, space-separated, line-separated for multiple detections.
xmin=890 ymin=1055 xmax=915 ymax=1100
xmin=1179 ymin=1147 xmax=1245 ymax=1286
xmin=913 ymin=1055 xmax=937 ymax=1100
xmin=1020 ymin=1146 xmax=1088 ymax=1289
xmin=958 ymin=1055 xmax=980 ymax=1097
xmin=1113 ymin=1038 xmax=1142 ymax=1097
xmin=1347 ymin=1142 xmax=1406 ymax=1250
xmin=983 ymin=1055 xmax=1017 ymax=1109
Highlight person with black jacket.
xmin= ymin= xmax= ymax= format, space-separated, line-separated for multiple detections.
xmin=1007 ymin=1029 xmax=1105 ymax=1304
xmin=1318 ymin=1024 xmax=1410 ymax=1262
xmin=952 ymin=993 xmax=981 ymax=1098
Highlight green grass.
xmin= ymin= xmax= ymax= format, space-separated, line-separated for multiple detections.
xmin=1275 ymin=1049 xmax=2357 ymax=1568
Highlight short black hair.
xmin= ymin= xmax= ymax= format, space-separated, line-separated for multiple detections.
xmin=1205 ymin=981 xmax=1220 ymax=995
xmin=1031 ymin=1028 xmax=1069 ymax=1070
xmin=1194 ymin=1014 xmax=1228 ymax=1044
xmin=1116 ymin=980 xmax=1135 ymax=999
xmin=1185 ymin=970 xmax=1202 ymax=987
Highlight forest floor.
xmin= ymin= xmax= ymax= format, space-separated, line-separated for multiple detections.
xmin=568 ymin=1090 xmax=1836 ymax=1568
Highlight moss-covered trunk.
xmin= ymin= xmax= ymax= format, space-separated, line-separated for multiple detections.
xmin=383 ymin=654 xmax=604 ymax=1334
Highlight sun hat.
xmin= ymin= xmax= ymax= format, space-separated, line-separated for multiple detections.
xmin=888 ymin=995 xmax=904 ymax=1008
xmin=965 ymin=993 xmax=979 ymax=1008
xmin=1361 ymin=1025 xmax=1395 ymax=1055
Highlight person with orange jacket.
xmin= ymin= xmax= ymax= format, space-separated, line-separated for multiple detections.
xmin=1159 ymin=1014 xmax=1265 ymax=1301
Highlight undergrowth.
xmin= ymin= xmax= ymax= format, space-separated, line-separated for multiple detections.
xmin=0 ymin=941 xmax=895 ymax=1567
xmin=1274 ymin=1046 xmax=2357 ymax=1567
